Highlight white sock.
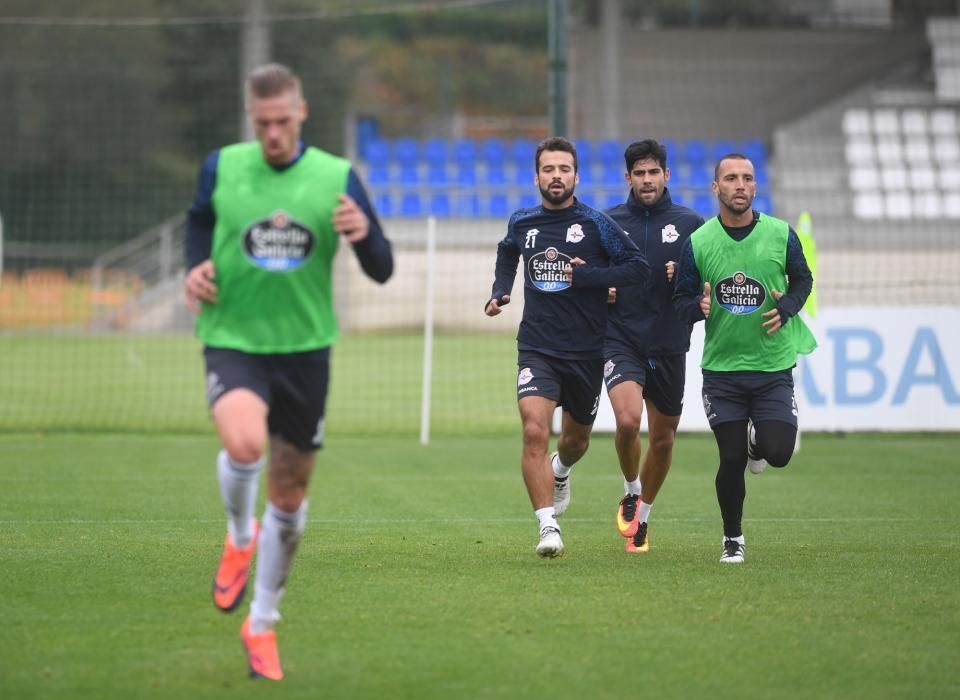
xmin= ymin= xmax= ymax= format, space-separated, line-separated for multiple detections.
xmin=638 ymin=501 xmax=653 ymax=524
xmin=217 ymin=449 xmax=263 ymax=548
xmin=624 ymin=478 xmax=642 ymax=496
xmin=250 ymin=499 xmax=308 ymax=633
xmin=535 ymin=506 xmax=559 ymax=533
xmin=551 ymin=453 xmax=572 ymax=478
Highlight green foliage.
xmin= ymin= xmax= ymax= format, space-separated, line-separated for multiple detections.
xmin=1 ymin=431 xmax=958 ymax=698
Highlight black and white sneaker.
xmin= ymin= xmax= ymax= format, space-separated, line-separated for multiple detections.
xmin=536 ymin=526 xmax=565 ymax=558
xmin=746 ymin=419 xmax=767 ymax=474
xmin=720 ymin=536 xmax=745 ymax=564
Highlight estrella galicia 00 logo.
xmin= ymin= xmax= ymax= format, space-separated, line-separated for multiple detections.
xmin=528 ymin=246 xmax=572 ymax=292
xmin=243 ymin=210 xmax=315 ymax=271
xmin=716 ymin=271 xmax=766 ymax=314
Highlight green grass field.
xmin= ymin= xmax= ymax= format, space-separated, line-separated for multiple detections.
xmin=2 ymin=431 xmax=958 ymax=699
xmin=0 ymin=332 xmax=519 ymax=436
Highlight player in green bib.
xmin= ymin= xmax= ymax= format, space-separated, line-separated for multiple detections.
xmin=673 ymin=153 xmax=815 ymax=565
xmin=183 ymin=64 xmax=393 ymax=680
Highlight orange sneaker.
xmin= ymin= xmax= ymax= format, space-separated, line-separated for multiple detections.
xmin=241 ymin=616 xmax=284 ymax=681
xmin=625 ymin=521 xmax=649 ymax=553
xmin=616 ymin=494 xmax=640 ymax=537
xmin=212 ymin=520 xmax=258 ymax=612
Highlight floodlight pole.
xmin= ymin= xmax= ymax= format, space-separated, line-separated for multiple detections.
xmin=548 ymin=0 xmax=569 ymax=137
xmin=240 ymin=0 xmax=272 ymax=141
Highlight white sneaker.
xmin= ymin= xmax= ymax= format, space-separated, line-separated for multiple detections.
xmin=746 ymin=420 xmax=767 ymax=474
xmin=720 ymin=536 xmax=745 ymax=564
xmin=536 ymin=526 xmax=564 ymax=558
xmin=551 ymin=452 xmax=570 ymax=516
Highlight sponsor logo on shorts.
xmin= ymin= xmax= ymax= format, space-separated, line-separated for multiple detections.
xmin=791 ymin=391 xmax=798 ymax=417
xmin=590 ymin=394 xmax=600 ymax=416
xmin=243 ymin=209 xmax=315 ymax=271
xmin=566 ymin=223 xmax=585 ymax=243
xmin=518 ymin=386 xmax=539 ymax=394
xmin=716 ymin=271 xmax=766 ymax=315
xmin=661 ymin=224 xmax=679 ymax=243
xmin=518 ymin=367 xmax=534 ymax=386
xmin=528 ymin=246 xmax=572 ymax=292
xmin=206 ymin=372 xmax=225 ymax=404
xmin=605 ymin=373 xmax=622 ymax=386
xmin=702 ymin=391 xmax=716 ymax=421
xmin=603 ymin=360 xmax=615 ymax=378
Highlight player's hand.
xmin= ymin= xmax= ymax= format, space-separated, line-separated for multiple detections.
xmin=761 ymin=289 xmax=784 ymax=334
xmin=665 ymin=260 xmax=676 ymax=282
xmin=699 ymin=281 xmax=712 ymax=319
xmin=485 ymin=294 xmax=510 ymax=316
xmin=563 ymin=257 xmax=585 ymax=282
xmin=607 ymin=287 xmax=617 ymax=304
xmin=185 ymin=259 xmax=217 ymax=313
xmin=333 ymin=194 xmax=370 ymax=243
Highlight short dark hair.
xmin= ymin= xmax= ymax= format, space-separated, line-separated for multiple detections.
xmin=246 ymin=63 xmax=302 ymax=101
xmin=714 ymin=153 xmax=752 ymax=180
xmin=535 ymin=136 xmax=578 ymax=173
xmin=624 ymin=139 xmax=667 ymax=172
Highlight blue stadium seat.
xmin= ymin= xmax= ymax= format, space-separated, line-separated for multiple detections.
xmin=511 ymin=164 xmax=532 ymax=185
xmin=602 ymin=165 xmax=625 ymax=186
xmin=692 ymin=193 xmax=715 ymax=217
xmin=511 ymin=138 xmax=536 ymax=170
xmin=374 ymin=192 xmax=393 ymax=218
xmin=740 ymin=139 xmax=768 ymax=166
xmin=488 ymin=192 xmax=511 ymax=218
xmin=429 ymin=193 xmax=451 ymax=218
xmin=754 ymin=163 xmax=769 ymax=186
xmin=421 ymin=138 xmax=447 ymax=166
xmin=400 ymin=192 xmax=423 ymax=218
xmin=425 ymin=164 xmax=448 ymax=187
xmin=393 ymin=138 xmax=419 ymax=167
xmin=518 ymin=193 xmax=539 ymax=209
xmin=366 ymin=166 xmax=390 ymax=186
xmin=455 ymin=193 xmax=482 ymax=217
xmin=398 ymin=164 xmax=419 ymax=186
xmin=456 ymin=164 xmax=477 ymax=186
xmin=711 ymin=139 xmax=738 ymax=162
xmin=485 ymin=163 xmax=507 ymax=185
xmin=753 ymin=193 xmax=773 ymax=214
xmin=682 ymin=139 xmax=708 ymax=166
xmin=670 ymin=190 xmax=686 ymax=208
xmin=687 ymin=166 xmax=713 ymax=189
xmin=575 ymin=139 xmax=593 ymax=171
xmin=598 ymin=140 xmax=622 ymax=169
xmin=603 ymin=192 xmax=623 ymax=210
xmin=453 ymin=139 xmax=477 ymax=165
xmin=660 ymin=138 xmax=680 ymax=164
xmin=363 ymin=139 xmax=390 ymax=164
xmin=481 ymin=138 xmax=507 ymax=165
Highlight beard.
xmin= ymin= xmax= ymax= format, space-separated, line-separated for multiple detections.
xmin=720 ymin=192 xmax=753 ymax=215
xmin=539 ymin=181 xmax=575 ymax=205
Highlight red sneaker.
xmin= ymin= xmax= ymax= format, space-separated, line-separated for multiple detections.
xmin=241 ymin=616 xmax=284 ymax=681
xmin=212 ymin=520 xmax=258 ymax=612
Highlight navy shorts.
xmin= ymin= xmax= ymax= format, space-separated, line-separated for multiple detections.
xmin=700 ymin=369 xmax=798 ymax=429
xmin=203 ymin=346 xmax=331 ymax=451
xmin=517 ymin=350 xmax=603 ymax=426
xmin=604 ymin=342 xmax=686 ymax=417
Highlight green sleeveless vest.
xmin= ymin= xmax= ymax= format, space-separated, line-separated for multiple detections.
xmin=691 ymin=214 xmax=817 ymax=372
xmin=196 ymin=143 xmax=350 ymax=353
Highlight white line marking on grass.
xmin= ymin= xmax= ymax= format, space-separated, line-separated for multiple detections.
xmin=0 ymin=516 xmax=939 ymax=525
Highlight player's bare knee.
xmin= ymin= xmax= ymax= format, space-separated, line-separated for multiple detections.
xmin=224 ymin=437 xmax=265 ymax=465
xmin=615 ymin=416 xmax=641 ymax=438
xmin=649 ymin=432 xmax=675 ymax=456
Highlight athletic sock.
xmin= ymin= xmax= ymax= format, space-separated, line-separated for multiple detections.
xmin=638 ymin=501 xmax=653 ymax=524
xmin=624 ymin=478 xmax=642 ymax=496
xmin=535 ymin=506 xmax=559 ymax=533
xmin=551 ymin=453 xmax=572 ymax=478
xmin=217 ymin=449 xmax=263 ymax=549
xmin=250 ymin=499 xmax=308 ymax=633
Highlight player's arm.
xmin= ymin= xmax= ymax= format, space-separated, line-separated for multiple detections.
xmin=776 ymin=227 xmax=813 ymax=325
xmin=672 ymin=238 xmax=710 ymax=322
xmin=485 ymin=220 xmax=521 ymax=316
xmin=336 ymin=168 xmax=393 ymax=284
xmin=571 ymin=214 xmax=648 ymax=288
xmin=184 ymin=151 xmax=220 ymax=312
